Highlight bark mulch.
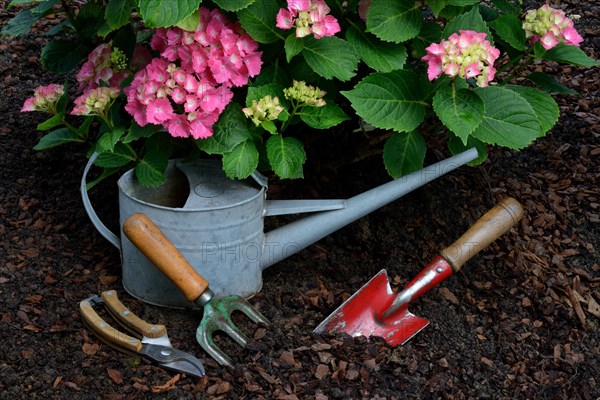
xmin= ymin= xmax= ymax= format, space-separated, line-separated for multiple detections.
xmin=1 ymin=1 xmax=598 ymax=399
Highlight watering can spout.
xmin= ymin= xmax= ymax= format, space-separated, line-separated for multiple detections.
xmin=260 ymin=147 xmax=479 ymax=270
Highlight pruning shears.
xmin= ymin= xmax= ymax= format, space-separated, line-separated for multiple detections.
xmin=80 ymin=290 xmax=205 ymax=378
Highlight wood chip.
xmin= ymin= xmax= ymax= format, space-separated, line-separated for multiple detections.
xmin=315 ymin=364 xmax=329 ymax=379
xmin=107 ymin=368 xmax=123 ymax=385
xmin=151 ymin=374 xmax=181 ymax=393
xmin=567 ymin=288 xmax=586 ymax=329
xmin=587 ymin=296 xmax=600 ymax=318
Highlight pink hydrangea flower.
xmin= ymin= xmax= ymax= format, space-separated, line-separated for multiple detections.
xmin=21 ymin=84 xmax=64 ymax=114
xmin=523 ymin=5 xmax=583 ymax=50
xmin=125 ymin=7 xmax=261 ymax=140
xmin=276 ymin=0 xmax=340 ymax=39
xmin=422 ymin=30 xmax=500 ymax=87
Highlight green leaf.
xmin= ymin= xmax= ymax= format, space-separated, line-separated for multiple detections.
xmin=266 ymin=135 xmax=306 ymax=179
xmin=9 ymin=0 xmax=42 ymax=6
xmin=40 ymin=40 xmax=90 ymax=73
xmin=33 ymin=128 xmax=83 ymax=150
xmin=237 ymin=0 xmax=282 ymax=44
xmin=447 ymin=134 xmax=488 ymax=165
xmin=490 ymin=0 xmax=521 ymax=15
xmin=301 ymin=36 xmax=358 ymax=81
xmin=138 ymin=0 xmax=201 ymax=28
xmin=222 ymin=140 xmax=260 ymax=179
xmin=411 ymin=21 xmax=442 ymax=59
xmin=123 ymin=122 xmax=162 ymax=143
xmin=471 ymin=86 xmax=541 ymax=149
xmin=176 ymin=10 xmax=200 ymax=31
xmin=383 ymin=131 xmax=427 ymax=178
xmin=94 ymin=143 xmax=136 ymax=168
xmin=284 ymin=34 xmax=304 ymax=63
xmin=346 ymin=26 xmax=408 ymax=73
xmin=525 ymin=72 xmax=578 ymax=95
xmin=213 ymin=0 xmax=255 ymax=12
xmin=246 ymin=83 xmax=286 ymax=106
xmin=76 ymin=117 xmax=94 ymax=137
xmin=111 ymin=24 xmax=137 ymax=60
xmin=342 ymin=70 xmax=427 ymax=133
xmin=488 ymin=14 xmax=525 ymax=51
xmin=1 ymin=10 xmax=37 ymax=36
xmin=36 ymin=113 xmax=64 ymax=131
xmin=96 ymin=126 xmax=126 ymax=153
xmin=446 ymin=0 xmax=479 ymax=5
xmin=74 ymin=1 xmax=106 ymax=38
xmin=505 ymin=85 xmax=559 ymax=136
xmin=199 ymin=103 xmax=255 ymax=154
xmin=443 ymin=6 xmax=493 ymax=44
xmin=2 ymin=0 xmax=59 ymax=36
xmin=105 ymin=0 xmax=132 ymax=30
xmin=252 ymin=64 xmax=290 ymax=87
xmin=426 ymin=0 xmax=446 ymax=17
xmin=260 ymin=120 xmax=278 ymax=134
xmin=299 ymin=103 xmax=350 ymax=129
xmin=134 ymin=136 xmax=172 ymax=187
xmin=540 ymin=43 xmax=599 ymax=67
xmin=432 ymin=84 xmax=484 ymax=144
xmin=366 ymin=0 xmax=422 ymax=43
xmin=84 ymin=166 xmax=121 ymax=190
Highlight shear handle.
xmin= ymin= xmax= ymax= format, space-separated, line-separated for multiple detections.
xmin=100 ymin=290 xmax=167 ymax=339
xmin=79 ymin=300 xmax=143 ymax=353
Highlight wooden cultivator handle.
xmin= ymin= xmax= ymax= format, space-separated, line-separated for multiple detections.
xmin=439 ymin=197 xmax=524 ymax=272
xmin=123 ymin=213 xmax=210 ymax=302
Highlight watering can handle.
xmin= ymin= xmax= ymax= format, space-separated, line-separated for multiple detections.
xmin=80 ymin=152 xmax=121 ymax=249
xmin=123 ymin=213 xmax=210 ymax=303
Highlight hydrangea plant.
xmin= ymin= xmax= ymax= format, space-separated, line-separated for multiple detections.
xmin=5 ymin=0 xmax=598 ymax=187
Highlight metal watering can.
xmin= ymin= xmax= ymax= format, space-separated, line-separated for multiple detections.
xmin=81 ymin=148 xmax=478 ymax=308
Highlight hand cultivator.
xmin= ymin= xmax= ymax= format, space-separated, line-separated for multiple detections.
xmin=123 ymin=213 xmax=270 ymax=368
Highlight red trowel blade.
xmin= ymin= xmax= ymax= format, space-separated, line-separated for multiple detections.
xmin=313 ymin=270 xmax=429 ymax=346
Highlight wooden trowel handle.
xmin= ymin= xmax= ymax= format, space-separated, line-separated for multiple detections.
xmin=123 ymin=213 xmax=209 ymax=302
xmin=439 ymin=197 xmax=523 ymax=272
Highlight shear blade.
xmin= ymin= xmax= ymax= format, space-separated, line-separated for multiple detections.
xmin=314 ymin=269 xmax=429 ymax=346
xmin=141 ymin=344 xmax=206 ymax=378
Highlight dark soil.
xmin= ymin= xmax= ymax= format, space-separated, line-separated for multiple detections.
xmin=1 ymin=1 xmax=599 ymax=399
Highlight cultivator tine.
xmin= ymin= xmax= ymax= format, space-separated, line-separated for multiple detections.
xmin=196 ymin=319 xmax=234 ymax=368
xmin=195 ymin=296 xmax=270 ymax=367
xmin=218 ymin=295 xmax=271 ymax=326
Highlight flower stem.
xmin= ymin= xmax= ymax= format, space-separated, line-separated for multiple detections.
xmin=501 ymin=51 xmax=534 ymax=84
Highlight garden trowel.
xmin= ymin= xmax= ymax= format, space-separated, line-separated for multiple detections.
xmin=314 ymin=197 xmax=524 ymax=346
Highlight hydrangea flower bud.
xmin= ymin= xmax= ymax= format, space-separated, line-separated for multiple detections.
xmin=283 ymin=80 xmax=327 ymax=107
xmin=21 ymin=84 xmax=64 ymax=114
xmin=110 ymin=47 xmax=128 ymax=71
xmin=522 ymin=5 xmax=583 ymax=50
xmin=422 ymin=30 xmax=500 ymax=87
xmin=243 ymin=96 xmax=284 ymax=127
xmin=71 ymin=87 xmax=119 ymax=116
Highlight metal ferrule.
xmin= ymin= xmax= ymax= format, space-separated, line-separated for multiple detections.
xmin=383 ymin=257 xmax=453 ymax=319
xmin=196 ymin=288 xmax=214 ymax=307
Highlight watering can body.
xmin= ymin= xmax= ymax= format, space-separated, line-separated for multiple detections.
xmin=82 ymin=148 xmax=478 ymax=309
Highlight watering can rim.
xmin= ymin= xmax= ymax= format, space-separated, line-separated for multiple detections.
xmin=116 ymin=161 xmax=266 ymax=213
